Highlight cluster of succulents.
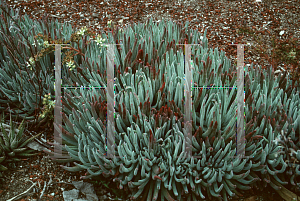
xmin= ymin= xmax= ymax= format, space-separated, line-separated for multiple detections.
xmin=0 ymin=111 xmax=41 ymax=178
xmin=0 ymin=0 xmax=62 ymax=130
xmin=272 ymin=129 xmax=300 ymax=193
xmin=39 ymin=18 xmax=299 ymax=201
xmin=0 ymin=0 xmax=107 ymax=131
xmin=1 ymin=0 xmax=300 ymax=200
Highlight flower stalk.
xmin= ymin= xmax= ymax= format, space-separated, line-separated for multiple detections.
xmin=27 ymin=25 xmax=112 ymax=71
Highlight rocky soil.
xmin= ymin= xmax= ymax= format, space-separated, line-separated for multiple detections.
xmin=0 ymin=0 xmax=299 ymax=200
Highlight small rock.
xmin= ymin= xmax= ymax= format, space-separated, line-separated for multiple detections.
xmin=63 ymin=189 xmax=79 ymax=201
xmin=244 ymin=195 xmax=257 ymax=201
xmin=92 ymin=13 xmax=99 ymax=18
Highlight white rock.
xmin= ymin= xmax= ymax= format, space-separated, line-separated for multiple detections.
xmin=279 ymin=30 xmax=285 ymax=36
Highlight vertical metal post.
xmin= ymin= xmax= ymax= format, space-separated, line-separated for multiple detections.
xmin=106 ymin=44 xmax=115 ymax=158
xmin=52 ymin=44 xmax=72 ymax=159
xmin=236 ymin=44 xmax=246 ymax=157
xmin=184 ymin=44 xmax=193 ymax=158
xmin=229 ymin=43 xmax=252 ymax=159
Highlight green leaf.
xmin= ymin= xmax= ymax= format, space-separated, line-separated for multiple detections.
xmin=0 ymin=164 xmax=8 ymax=171
xmin=60 ymin=164 xmax=85 ymax=172
xmin=12 ymin=147 xmax=27 ymax=153
xmin=0 ymin=156 xmax=5 ymax=163
xmin=17 ymin=152 xmax=39 ymax=157
xmin=18 ymin=132 xmax=42 ymax=148
xmin=0 ymin=123 xmax=10 ymax=148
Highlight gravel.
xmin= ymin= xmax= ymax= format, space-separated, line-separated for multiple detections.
xmin=0 ymin=0 xmax=298 ymax=200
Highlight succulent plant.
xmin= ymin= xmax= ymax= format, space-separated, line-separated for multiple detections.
xmin=272 ymin=128 xmax=300 ymax=193
xmin=38 ymin=16 xmax=300 ymax=201
xmin=2 ymin=1 xmax=300 ymax=200
xmin=0 ymin=111 xmax=42 ymax=178
xmin=0 ymin=0 xmax=77 ymax=131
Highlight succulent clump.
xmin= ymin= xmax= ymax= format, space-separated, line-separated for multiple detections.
xmin=0 ymin=112 xmax=41 ymax=178
xmin=0 ymin=1 xmax=300 ymax=200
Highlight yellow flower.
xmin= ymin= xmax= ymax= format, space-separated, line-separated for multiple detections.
xmin=66 ymin=60 xmax=75 ymax=70
xmin=107 ymin=20 xmax=112 ymax=28
xmin=26 ymin=57 xmax=35 ymax=68
xmin=77 ymin=26 xmax=88 ymax=36
xmin=96 ymin=35 xmax=106 ymax=47
xmin=43 ymin=40 xmax=49 ymax=48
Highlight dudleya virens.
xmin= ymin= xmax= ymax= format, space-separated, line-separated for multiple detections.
xmin=43 ymin=40 xmax=50 ymax=48
xmin=76 ymin=26 xmax=88 ymax=36
xmin=27 ymin=39 xmax=50 ymax=70
xmin=59 ymin=26 xmax=87 ymax=71
xmin=42 ymin=93 xmax=51 ymax=105
xmin=39 ymin=93 xmax=55 ymax=119
xmin=26 ymin=57 xmax=35 ymax=70
xmin=66 ymin=60 xmax=76 ymax=71
xmin=95 ymin=34 xmax=106 ymax=47
xmin=32 ymin=39 xmax=50 ymax=48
